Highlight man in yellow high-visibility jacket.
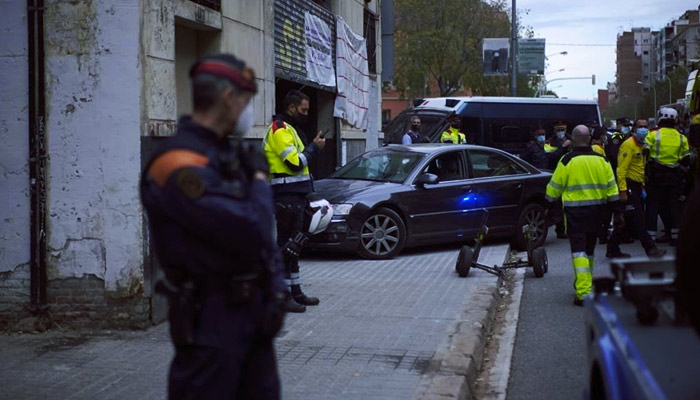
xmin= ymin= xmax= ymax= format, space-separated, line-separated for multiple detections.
xmin=546 ymin=125 xmax=620 ymax=306
xmin=263 ymin=90 xmax=325 ymax=313
xmin=644 ymin=107 xmax=690 ymax=244
xmin=606 ymin=118 xmax=665 ymax=259
xmin=440 ymin=115 xmax=467 ymax=144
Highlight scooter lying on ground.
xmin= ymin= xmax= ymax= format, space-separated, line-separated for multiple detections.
xmin=455 ymin=209 xmax=548 ymax=278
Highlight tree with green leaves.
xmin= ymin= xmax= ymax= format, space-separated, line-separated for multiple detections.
xmin=394 ymin=0 xmax=538 ymax=98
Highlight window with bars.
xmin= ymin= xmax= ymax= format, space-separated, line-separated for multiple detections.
xmin=364 ymin=8 xmax=377 ymax=75
xmin=189 ymin=0 xmax=221 ymax=12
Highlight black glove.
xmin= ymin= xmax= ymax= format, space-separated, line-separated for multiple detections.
xmin=239 ymin=143 xmax=270 ymax=177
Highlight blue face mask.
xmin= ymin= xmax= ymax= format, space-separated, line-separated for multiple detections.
xmin=621 ymin=126 xmax=631 ymax=134
xmin=536 ymin=135 xmax=545 ymax=144
xmin=635 ymin=128 xmax=649 ymax=141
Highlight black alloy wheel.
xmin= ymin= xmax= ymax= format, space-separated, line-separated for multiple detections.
xmin=513 ymin=203 xmax=548 ymax=250
xmin=358 ymin=207 xmax=406 ymax=259
xmin=531 ymin=247 xmax=547 ymax=278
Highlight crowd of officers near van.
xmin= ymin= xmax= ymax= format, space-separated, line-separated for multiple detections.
xmin=533 ymin=109 xmax=699 ymax=305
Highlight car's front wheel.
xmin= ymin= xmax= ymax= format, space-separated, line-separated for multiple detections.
xmin=512 ymin=203 xmax=548 ymax=250
xmin=357 ymin=207 xmax=406 ymax=259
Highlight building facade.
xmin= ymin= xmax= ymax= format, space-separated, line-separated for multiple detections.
xmin=0 ymin=0 xmax=382 ymax=330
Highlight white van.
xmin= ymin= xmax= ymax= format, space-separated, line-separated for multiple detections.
xmin=384 ymin=96 xmax=602 ymax=154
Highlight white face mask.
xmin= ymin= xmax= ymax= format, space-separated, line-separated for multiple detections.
xmin=555 ymin=130 xmax=566 ymax=140
xmin=233 ymin=101 xmax=255 ymax=137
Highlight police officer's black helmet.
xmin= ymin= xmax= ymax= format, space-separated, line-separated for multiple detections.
xmin=189 ymin=54 xmax=258 ymax=94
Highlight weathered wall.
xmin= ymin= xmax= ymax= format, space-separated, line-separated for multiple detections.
xmin=0 ymin=0 xmax=32 ymax=320
xmin=1 ymin=0 xmax=147 ymax=330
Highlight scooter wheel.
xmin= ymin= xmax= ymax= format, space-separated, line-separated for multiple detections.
xmin=531 ymin=247 xmax=547 ymax=278
xmin=456 ymin=246 xmax=473 ymax=278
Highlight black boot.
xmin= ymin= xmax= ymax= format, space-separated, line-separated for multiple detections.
xmin=646 ymin=247 xmax=667 ymax=258
xmin=291 ymin=284 xmax=320 ymax=306
xmin=284 ymin=294 xmax=306 ymax=313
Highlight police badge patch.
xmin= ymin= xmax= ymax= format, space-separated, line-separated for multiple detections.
xmin=176 ymin=168 xmax=205 ymax=199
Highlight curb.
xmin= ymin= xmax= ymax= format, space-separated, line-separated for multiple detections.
xmin=412 ymin=245 xmax=508 ymax=400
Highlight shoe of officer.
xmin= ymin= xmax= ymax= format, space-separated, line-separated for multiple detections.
xmin=598 ymin=234 xmax=608 ymax=245
xmin=655 ymin=234 xmax=671 ymax=244
xmin=556 ymin=232 xmax=568 ymax=239
xmin=646 ymin=247 xmax=667 ymax=258
xmin=573 ymin=298 xmax=584 ymax=307
xmin=294 ymin=292 xmax=320 ymax=306
xmin=606 ymin=250 xmax=631 ymax=259
xmin=285 ymin=294 xmax=306 ymax=313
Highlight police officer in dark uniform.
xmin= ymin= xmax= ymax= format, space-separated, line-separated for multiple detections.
xmin=520 ymin=128 xmax=569 ymax=170
xmin=606 ymin=117 xmax=632 ymax=175
xmin=140 ymin=54 xmax=285 ymax=399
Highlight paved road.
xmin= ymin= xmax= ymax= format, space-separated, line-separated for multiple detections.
xmin=507 ymin=228 xmax=673 ymax=399
xmin=0 ymin=243 xmax=502 ymax=400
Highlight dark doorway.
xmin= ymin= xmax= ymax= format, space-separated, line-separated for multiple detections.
xmin=274 ymin=79 xmax=338 ymax=179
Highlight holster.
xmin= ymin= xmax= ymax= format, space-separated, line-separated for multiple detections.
xmin=156 ymin=279 xmax=197 ymax=346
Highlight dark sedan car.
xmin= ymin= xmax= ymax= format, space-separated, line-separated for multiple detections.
xmin=307 ymin=144 xmax=555 ymax=259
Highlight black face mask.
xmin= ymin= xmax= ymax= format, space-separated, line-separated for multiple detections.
xmin=294 ymin=112 xmax=308 ymax=125
xmin=411 ymin=124 xmax=420 ymax=131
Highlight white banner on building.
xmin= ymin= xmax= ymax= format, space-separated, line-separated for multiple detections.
xmin=333 ymin=16 xmax=369 ymax=129
xmin=304 ymin=12 xmax=336 ymax=87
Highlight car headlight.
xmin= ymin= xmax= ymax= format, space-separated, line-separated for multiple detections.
xmin=332 ymin=203 xmax=354 ymax=216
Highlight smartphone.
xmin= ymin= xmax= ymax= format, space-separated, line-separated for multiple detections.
xmin=319 ymin=129 xmax=330 ymax=138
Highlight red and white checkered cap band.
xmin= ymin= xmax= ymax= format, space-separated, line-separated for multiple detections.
xmin=193 ymin=60 xmax=257 ymax=93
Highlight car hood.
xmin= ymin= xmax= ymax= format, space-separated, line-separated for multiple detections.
xmin=311 ymin=178 xmax=401 ymax=203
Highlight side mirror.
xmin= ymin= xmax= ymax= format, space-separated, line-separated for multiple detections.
xmin=415 ymin=173 xmax=439 ymax=187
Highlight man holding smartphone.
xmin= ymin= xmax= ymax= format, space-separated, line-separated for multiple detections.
xmin=263 ymin=90 xmax=325 ymax=313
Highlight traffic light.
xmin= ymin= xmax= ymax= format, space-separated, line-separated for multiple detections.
xmin=592 ymin=74 xmax=596 ymax=85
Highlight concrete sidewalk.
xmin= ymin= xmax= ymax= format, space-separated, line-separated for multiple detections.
xmin=0 ymin=245 xmax=506 ymax=400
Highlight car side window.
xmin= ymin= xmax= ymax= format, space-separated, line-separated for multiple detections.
xmin=468 ymin=149 xmax=527 ymax=178
xmin=422 ymin=151 xmax=465 ymax=182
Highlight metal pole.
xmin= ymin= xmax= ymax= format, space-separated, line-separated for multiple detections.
xmin=510 ymin=0 xmax=517 ymax=97
xmin=667 ymin=78 xmax=672 ymax=104
xmin=652 ymin=85 xmax=657 ymax=117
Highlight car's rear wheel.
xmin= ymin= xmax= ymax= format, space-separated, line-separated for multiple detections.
xmin=357 ymin=207 xmax=406 ymax=259
xmin=513 ymin=203 xmax=548 ymax=250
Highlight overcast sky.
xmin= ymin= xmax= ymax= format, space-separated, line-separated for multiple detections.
xmin=519 ymin=0 xmax=698 ymax=100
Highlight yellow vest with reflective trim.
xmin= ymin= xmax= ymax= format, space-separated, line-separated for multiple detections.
xmin=440 ymin=127 xmax=466 ymax=144
xmin=546 ymin=149 xmax=619 ymax=207
xmin=644 ymin=127 xmax=690 ymax=167
xmin=262 ymin=120 xmax=310 ymax=184
xmin=544 ymin=143 xmax=558 ymax=153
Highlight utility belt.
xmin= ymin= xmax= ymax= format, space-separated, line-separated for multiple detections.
xmin=646 ymin=159 xmax=684 ymax=182
xmin=156 ymin=269 xmax=269 ymax=346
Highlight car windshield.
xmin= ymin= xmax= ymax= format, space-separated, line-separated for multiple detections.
xmin=330 ymin=149 xmax=425 ymax=183
xmin=383 ymin=110 xmax=449 ymax=144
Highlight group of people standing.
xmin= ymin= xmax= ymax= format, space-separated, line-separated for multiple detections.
xmin=540 ymin=108 xmax=696 ymax=306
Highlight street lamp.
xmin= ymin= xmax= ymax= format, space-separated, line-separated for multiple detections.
xmin=545 ymin=51 xmax=568 ymax=60
xmin=540 ymin=69 xmax=566 ymax=94
xmin=665 ymin=78 xmax=672 ymax=104
xmin=637 ymin=80 xmax=656 ymax=118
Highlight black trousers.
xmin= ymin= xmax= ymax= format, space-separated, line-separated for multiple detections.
xmin=168 ymin=293 xmax=280 ymax=400
xmin=646 ymin=167 xmax=682 ymax=240
xmin=608 ymin=181 xmax=656 ymax=253
xmin=273 ymin=192 xmax=308 ymax=288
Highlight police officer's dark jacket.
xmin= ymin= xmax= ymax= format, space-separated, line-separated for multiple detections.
xmin=141 ymin=116 xmax=284 ymax=290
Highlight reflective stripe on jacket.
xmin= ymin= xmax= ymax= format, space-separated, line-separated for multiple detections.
xmin=440 ymin=127 xmax=466 ymax=144
xmin=263 ymin=120 xmax=311 ymax=185
xmin=645 ymin=127 xmax=690 ymax=167
xmin=546 ymin=148 xmax=619 ymax=207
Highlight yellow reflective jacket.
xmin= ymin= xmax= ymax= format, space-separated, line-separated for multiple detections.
xmin=645 ymin=127 xmax=690 ymax=167
xmin=592 ymin=144 xmax=605 ymax=156
xmin=616 ymin=137 xmax=645 ymax=191
xmin=263 ymin=119 xmax=311 ymax=186
xmin=440 ymin=127 xmax=466 ymax=144
xmin=546 ymin=148 xmax=619 ymax=207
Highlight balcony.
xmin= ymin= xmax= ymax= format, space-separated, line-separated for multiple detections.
xmin=189 ymin=0 xmax=220 ymax=12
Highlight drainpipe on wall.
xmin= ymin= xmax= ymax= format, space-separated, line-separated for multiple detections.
xmin=27 ymin=0 xmax=48 ymax=316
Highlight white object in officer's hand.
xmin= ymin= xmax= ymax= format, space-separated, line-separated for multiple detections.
xmin=308 ymin=199 xmax=333 ymax=235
